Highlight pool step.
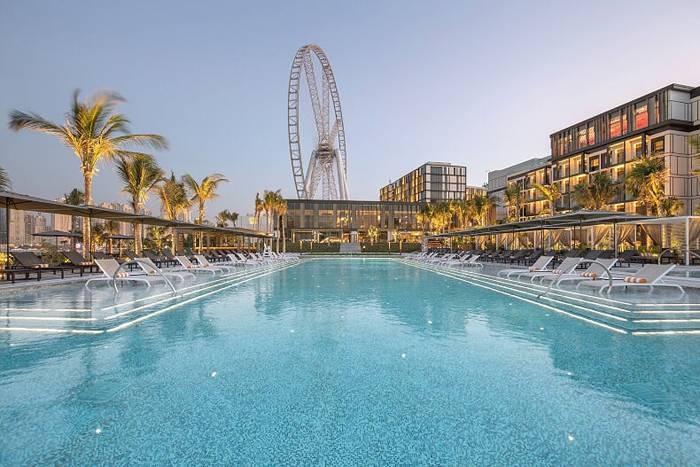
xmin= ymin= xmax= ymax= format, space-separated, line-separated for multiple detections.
xmin=0 ymin=261 xmax=299 ymax=334
xmin=402 ymin=260 xmax=700 ymax=335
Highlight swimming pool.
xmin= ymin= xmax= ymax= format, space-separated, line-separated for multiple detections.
xmin=1 ymin=259 xmax=699 ymax=464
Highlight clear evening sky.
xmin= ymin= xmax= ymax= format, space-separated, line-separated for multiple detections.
xmin=2 ymin=0 xmax=699 ymax=225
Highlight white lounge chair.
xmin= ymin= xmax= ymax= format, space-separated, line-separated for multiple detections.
xmin=135 ymin=257 xmax=195 ymax=282
xmin=175 ymin=255 xmax=217 ymax=274
xmin=519 ymin=257 xmax=582 ymax=283
xmin=448 ymin=254 xmax=484 ymax=268
xmin=553 ymin=258 xmax=618 ymax=288
xmin=578 ymin=264 xmax=684 ymax=295
xmin=497 ymin=255 xmax=554 ymax=279
xmin=85 ymin=258 xmax=155 ymax=289
xmin=194 ymin=255 xmax=235 ymax=273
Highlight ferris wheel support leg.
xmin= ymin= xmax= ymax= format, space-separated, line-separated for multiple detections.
xmin=304 ymin=155 xmax=318 ymax=199
xmin=336 ymin=155 xmax=349 ymax=200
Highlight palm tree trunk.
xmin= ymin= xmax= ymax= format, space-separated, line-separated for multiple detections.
xmin=282 ymin=214 xmax=286 ymax=253
xmin=134 ymin=222 xmax=142 ymax=254
xmin=198 ymin=203 xmax=205 ymax=253
xmin=83 ymin=173 xmax=93 ymax=259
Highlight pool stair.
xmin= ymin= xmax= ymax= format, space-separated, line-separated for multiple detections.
xmin=0 ymin=260 xmax=299 ymax=335
xmin=401 ymin=259 xmax=700 ymax=336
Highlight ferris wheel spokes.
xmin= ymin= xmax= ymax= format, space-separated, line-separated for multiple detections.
xmin=287 ymin=44 xmax=349 ymax=200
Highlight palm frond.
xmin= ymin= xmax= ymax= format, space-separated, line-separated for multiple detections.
xmin=111 ymin=134 xmax=169 ymax=150
xmin=0 ymin=166 xmax=11 ymax=191
xmin=8 ymin=111 xmax=68 ymax=138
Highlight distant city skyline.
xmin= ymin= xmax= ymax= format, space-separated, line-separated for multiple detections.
xmin=2 ymin=0 xmax=700 ymax=221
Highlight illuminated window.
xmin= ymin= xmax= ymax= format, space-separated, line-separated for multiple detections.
xmin=651 ymin=137 xmax=664 ymax=154
xmin=587 ymin=124 xmax=595 ymax=145
xmin=577 ymin=126 xmax=587 ymax=147
xmin=609 ymin=113 xmax=621 ymax=138
xmin=634 ymin=103 xmax=648 ymax=129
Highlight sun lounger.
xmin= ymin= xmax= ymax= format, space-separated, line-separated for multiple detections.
xmin=175 ymin=255 xmax=218 ymax=274
xmin=578 ymin=264 xmax=684 ymax=295
xmin=85 ymin=258 xmax=156 ymax=288
xmin=62 ymin=250 xmax=98 ymax=276
xmin=497 ymin=255 xmax=553 ymax=279
xmin=135 ymin=257 xmax=195 ymax=282
xmin=520 ymin=257 xmax=582 ymax=283
xmin=553 ymin=258 xmax=618 ymax=288
xmin=194 ymin=255 xmax=234 ymax=273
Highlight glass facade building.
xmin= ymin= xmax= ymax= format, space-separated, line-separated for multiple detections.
xmin=379 ymin=162 xmax=467 ymax=203
xmin=283 ymin=199 xmax=423 ymax=243
xmin=489 ymin=84 xmax=700 ymax=220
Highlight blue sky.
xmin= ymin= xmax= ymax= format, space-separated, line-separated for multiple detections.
xmin=2 ymin=0 xmax=699 ymax=225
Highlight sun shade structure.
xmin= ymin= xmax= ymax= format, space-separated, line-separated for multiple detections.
xmin=432 ymin=211 xmax=655 ymax=256
xmin=1 ymin=191 xmax=272 ymax=266
xmin=437 ymin=211 xmax=654 ymax=237
xmin=616 ymin=216 xmax=700 ymax=265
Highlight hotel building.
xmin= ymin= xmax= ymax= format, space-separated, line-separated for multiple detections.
xmin=282 ymin=199 xmax=422 ymax=243
xmin=489 ymin=83 xmax=700 ymax=220
xmin=379 ymin=162 xmax=467 ymax=203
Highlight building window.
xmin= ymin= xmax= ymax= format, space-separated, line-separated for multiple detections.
xmin=609 ymin=113 xmax=621 ymax=138
xmin=634 ymin=103 xmax=648 ymax=129
xmin=587 ymin=124 xmax=595 ymax=146
xmin=651 ymin=137 xmax=664 ymax=155
xmin=577 ymin=125 xmax=587 ymax=147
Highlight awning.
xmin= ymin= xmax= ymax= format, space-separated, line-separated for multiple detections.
xmin=436 ymin=211 xmax=654 ymax=237
xmin=1 ymin=191 xmax=271 ymax=239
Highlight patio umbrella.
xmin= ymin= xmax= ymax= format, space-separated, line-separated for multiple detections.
xmin=32 ymin=230 xmax=82 ymax=248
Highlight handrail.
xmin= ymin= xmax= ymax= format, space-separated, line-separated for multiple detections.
xmin=537 ymin=259 xmax=613 ymax=299
xmin=112 ymin=259 xmax=178 ymax=295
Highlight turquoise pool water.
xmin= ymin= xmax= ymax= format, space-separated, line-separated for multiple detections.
xmin=1 ymin=259 xmax=700 ymax=465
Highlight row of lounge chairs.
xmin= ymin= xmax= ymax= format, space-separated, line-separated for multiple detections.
xmin=406 ymin=250 xmax=685 ymax=295
xmin=84 ymin=251 xmax=300 ymax=289
xmin=3 ymin=249 xmax=298 ymax=285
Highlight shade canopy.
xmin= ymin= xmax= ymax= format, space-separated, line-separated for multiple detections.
xmin=106 ymin=233 xmax=135 ymax=240
xmin=31 ymin=229 xmax=82 ymax=238
xmin=436 ymin=211 xmax=654 ymax=237
xmin=1 ymin=190 xmax=271 ymax=239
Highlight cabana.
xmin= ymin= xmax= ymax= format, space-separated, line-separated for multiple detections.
xmin=437 ymin=211 xmax=654 ymax=255
xmin=616 ymin=216 xmax=700 ymax=266
xmin=1 ymin=191 xmax=271 ymax=268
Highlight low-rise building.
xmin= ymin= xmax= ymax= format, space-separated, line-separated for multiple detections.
xmin=283 ymin=199 xmax=423 ymax=243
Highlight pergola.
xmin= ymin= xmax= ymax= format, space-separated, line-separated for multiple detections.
xmin=1 ymin=191 xmax=271 ymax=265
xmin=435 ymin=211 xmax=654 ymax=256
xmin=616 ymin=216 xmax=700 ymax=265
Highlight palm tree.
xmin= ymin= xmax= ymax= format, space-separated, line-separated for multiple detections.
xmin=63 ymin=188 xmax=85 ymax=234
xmin=276 ymin=197 xmax=288 ymax=252
xmin=659 ymin=197 xmax=684 ymax=217
xmin=533 ymin=183 xmax=561 ymax=216
xmin=469 ymin=195 xmax=496 ymax=227
xmin=625 ymin=155 xmax=667 ymax=215
xmin=115 ymin=154 xmax=164 ymax=254
xmin=9 ymin=90 xmax=168 ymax=257
xmin=253 ymin=193 xmax=264 ymax=230
xmin=215 ymin=209 xmax=239 ymax=228
xmin=417 ymin=204 xmax=434 ymax=232
xmin=157 ymin=173 xmax=190 ymax=254
xmin=430 ymin=202 xmax=452 ymax=233
xmin=572 ymin=172 xmax=618 ymax=210
xmin=503 ymin=183 xmax=522 ymax=222
xmin=0 ymin=166 xmax=11 ymax=191
xmin=262 ymin=189 xmax=282 ymax=233
xmin=366 ymin=225 xmax=380 ymax=244
xmin=182 ymin=173 xmax=228 ymax=252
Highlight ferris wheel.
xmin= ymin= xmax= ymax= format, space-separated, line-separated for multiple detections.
xmin=287 ymin=44 xmax=349 ymax=200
